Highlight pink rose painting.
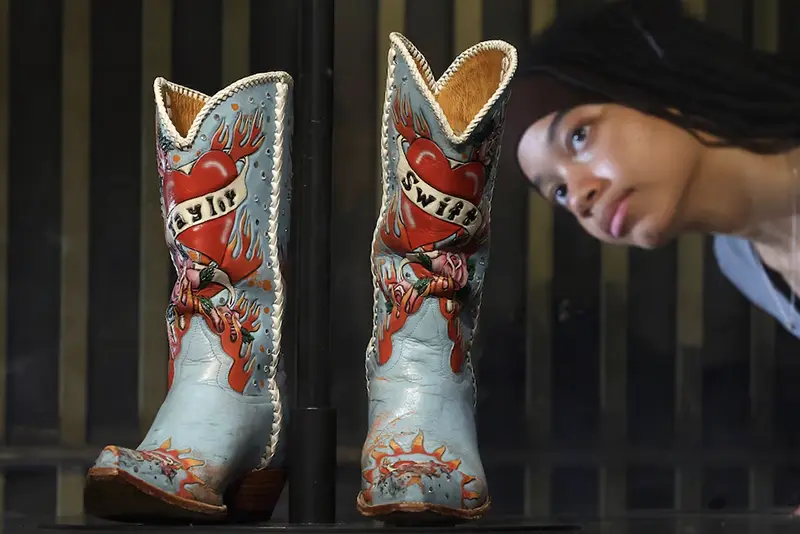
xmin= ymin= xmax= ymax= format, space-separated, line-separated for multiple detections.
xmin=428 ymin=251 xmax=470 ymax=291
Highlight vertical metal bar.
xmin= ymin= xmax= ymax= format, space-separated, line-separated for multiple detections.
xmin=0 ymin=473 xmax=5 ymax=525
xmin=0 ymin=0 xmax=8 ymax=446
xmin=329 ymin=0 xmax=378 ymax=456
xmin=682 ymin=0 xmax=706 ymax=20
xmin=525 ymin=0 xmax=556 ymax=518
xmin=293 ymin=0 xmax=335 ymax=437
xmin=0 ymin=0 xmax=8 ymax=523
xmin=752 ymin=0 xmax=778 ymax=51
xmin=57 ymin=467 xmax=86 ymax=519
xmin=375 ymin=0 xmax=405 ymax=209
xmin=59 ymin=0 xmax=90 ymax=453
xmin=749 ymin=0 xmax=778 ymax=514
xmin=138 ymin=0 xmax=172 ymax=434
xmin=222 ymin=0 xmax=250 ymax=84
xmin=7 ymin=0 xmax=62 ymax=445
xmin=599 ymin=242 xmax=628 ymax=519
xmin=453 ymin=0 xmax=482 ymax=53
xmin=674 ymin=232 xmax=704 ymax=513
xmin=58 ymin=0 xmax=90 ymax=517
xmin=289 ymin=0 xmax=337 ymax=523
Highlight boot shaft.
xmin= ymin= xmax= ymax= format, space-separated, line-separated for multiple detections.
xmin=369 ymin=34 xmax=517 ymax=384
xmin=154 ymin=73 xmax=293 ymax=400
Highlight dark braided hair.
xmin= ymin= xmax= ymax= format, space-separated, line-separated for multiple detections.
xmin=519 ymin=0 xmax=800 ymax=154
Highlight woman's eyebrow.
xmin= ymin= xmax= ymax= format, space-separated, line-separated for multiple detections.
xmin=547 ymin=109 xmax=569 ymax=145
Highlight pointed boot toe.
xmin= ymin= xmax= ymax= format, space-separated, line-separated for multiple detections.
xmin=358 ymin=428 xmax=490 ymax=521
xmin=85 ymin=443 xmax=227 ymax=522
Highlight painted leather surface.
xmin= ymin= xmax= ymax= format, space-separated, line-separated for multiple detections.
xmin=91 ymin=73 xmax=293 ymax=505
xmin=359 ymin=34 xmax=517 ymax=515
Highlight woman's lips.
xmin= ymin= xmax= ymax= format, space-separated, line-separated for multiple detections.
xmin=610 ymin=196 xmax=630 ymax=238
xmin=599 ymin=190 xmax=633 ymax=239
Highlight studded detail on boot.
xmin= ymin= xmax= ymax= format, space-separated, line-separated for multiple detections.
xmin=357 ymin=33 xmax=517 ymax=523
xmin=84 ymin=72 xmax=293 ymax=523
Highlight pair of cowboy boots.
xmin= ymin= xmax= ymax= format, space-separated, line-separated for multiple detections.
xmin=83 ymin=33 xmax=517 ymax=524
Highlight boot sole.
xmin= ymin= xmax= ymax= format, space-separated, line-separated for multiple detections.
xmin=356 ymin=492 xmax=490 ymax=524
xmin=84 ymin=466 xmax=286 ymax=523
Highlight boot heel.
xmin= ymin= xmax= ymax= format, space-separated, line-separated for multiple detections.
xmin=224 ymin=468 xmax=287 ymax=522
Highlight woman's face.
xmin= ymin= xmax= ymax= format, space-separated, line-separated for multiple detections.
xmin=516 ymin=103 xmax=705 ymax=249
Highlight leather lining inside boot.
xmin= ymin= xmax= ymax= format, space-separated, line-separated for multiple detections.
xmin=164 ymin=87 xmax=206 ymax=138
xmin=436 ymin=50 xmax=506 ymax=135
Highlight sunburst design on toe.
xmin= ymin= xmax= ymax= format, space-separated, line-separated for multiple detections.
xmin=361 ymin=431 xmax=481 ymax=508
xmin=359 ymin=430 xmax=487 ymax=520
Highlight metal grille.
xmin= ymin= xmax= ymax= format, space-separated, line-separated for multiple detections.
xmin=0 ymin=0 xmax=798 ymax=524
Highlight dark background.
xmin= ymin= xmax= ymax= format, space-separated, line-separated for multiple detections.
xmin=1 ymin=0 xmax=800 ymax=524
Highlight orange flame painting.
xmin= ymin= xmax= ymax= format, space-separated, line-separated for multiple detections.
xmin=139 ymin=438 xmax=206 ymax=500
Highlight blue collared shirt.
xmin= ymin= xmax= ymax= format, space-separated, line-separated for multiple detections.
xmin=714 ymin=234 xmax=800 ymax=337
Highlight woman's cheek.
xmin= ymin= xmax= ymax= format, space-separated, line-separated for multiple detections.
xmin=591 ymin=157 xmax=620 ymax=183
xmin=575 ymin=149 xmax=593 ymax=164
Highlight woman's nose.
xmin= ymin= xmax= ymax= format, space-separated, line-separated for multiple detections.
xmin=568 ymin=176 xmax=609 ymax=218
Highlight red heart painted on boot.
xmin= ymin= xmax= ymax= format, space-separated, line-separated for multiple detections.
xmin=163 ymin=151 xmax=240 ymax=266
xmin=401 ymin=138 xmax=486 ymax=250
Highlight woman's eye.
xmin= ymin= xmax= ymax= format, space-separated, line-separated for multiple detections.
xmin=568 ymin=125 xmax=590 ymax=152
xmin=554 ymin=184 xmax=568 ymax=206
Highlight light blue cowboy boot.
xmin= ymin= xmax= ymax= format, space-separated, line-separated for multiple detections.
xmin=357 ymin=33 xmax=517 ymax=522
xmin=84 ymin=73 xmax=293 ymax=523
